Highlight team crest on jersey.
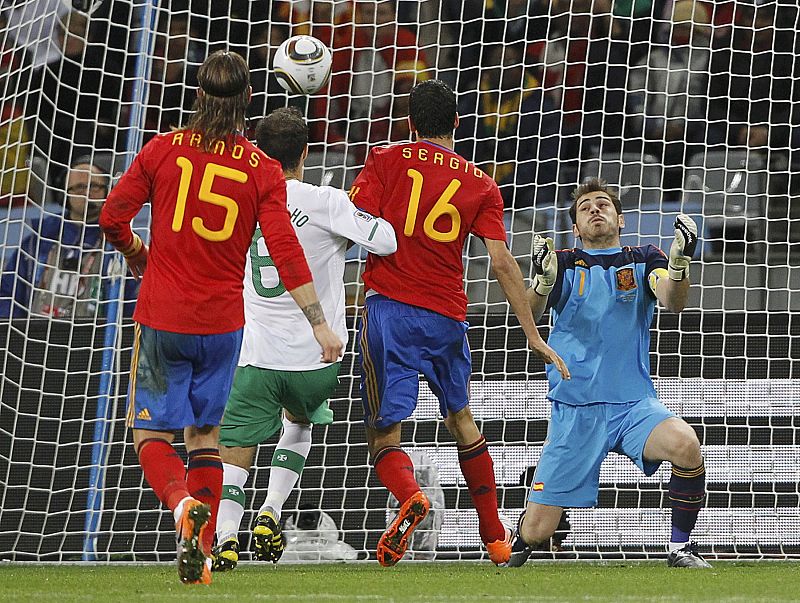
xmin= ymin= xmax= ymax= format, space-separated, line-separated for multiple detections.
xmin=616 ymin=268 xmax=636 ymax=291
xmin=354 ymin=210 xmax=373 ymax=222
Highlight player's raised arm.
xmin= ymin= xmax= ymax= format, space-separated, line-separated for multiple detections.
xmin=484 ymin=238 xmax=569 ymax=380
xmin=328 ymin=192 xmax=397 ymax=256
xmin=655 ymin=213 xmax=697 ymax=313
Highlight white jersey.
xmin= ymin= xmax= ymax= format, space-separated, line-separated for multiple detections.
xmin=239 ymin=179 xmax=396 ymax=370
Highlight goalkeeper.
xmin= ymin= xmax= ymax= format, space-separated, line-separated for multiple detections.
xmin=509 ymin=177 xmax=710 ymax=568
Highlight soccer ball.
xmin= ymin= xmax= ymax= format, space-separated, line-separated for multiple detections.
xmin=272 ymin=35 xmax=332 ymax=95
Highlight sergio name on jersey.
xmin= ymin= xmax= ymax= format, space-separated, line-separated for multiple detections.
xmin=239 ymin=179 xmax=396 ymax=371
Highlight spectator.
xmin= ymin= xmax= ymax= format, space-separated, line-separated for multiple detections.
xmin=456 ymin=43 xmax=559 ymax=209
xmin=0 ymin=9 xmax=33 ymax=207
xmin=2 ymin=0 xmax=69 ymax=70
xmin=350 ymin=1 xmax=430 ymax=153
xmin=142 ymin=12 xmax=203 ymax=138
xmin=28 ymin=9 xmax=124 ymax=188
xmin=627 ymin=0 xmax=721 ymax=197
xmin=0 ymin=154 xmax=138 ymax=319
xmin=709 ymin=3 xmax=796 ymax=157
xmin=534 ymin=0 xmax=629 ymax=160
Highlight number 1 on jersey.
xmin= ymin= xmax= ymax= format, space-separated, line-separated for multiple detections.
xmin=404 ymin=168 xmax=462 ymax=243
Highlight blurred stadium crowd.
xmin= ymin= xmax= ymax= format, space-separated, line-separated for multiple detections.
xmin=0 ymin=0 xmax=798 ymax=316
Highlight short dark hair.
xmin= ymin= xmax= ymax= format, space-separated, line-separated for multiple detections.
xmin=409 ymin=79 xmax=457 ymax=138
xmin=569 ymin=177 xmax=622 ymax=224
xmin=255 ymin=107 xmax=309 ymax=171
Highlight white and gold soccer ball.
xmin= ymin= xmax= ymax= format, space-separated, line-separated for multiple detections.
xmin=272 ymin=35 xmax=332 ymax=95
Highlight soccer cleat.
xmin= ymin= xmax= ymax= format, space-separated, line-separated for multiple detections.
xmin=667 ymin=541 xmax=712 ymax=568
xmin=486 ymin=527 xmax=513 ymax=566
xmin=176 ymin=499 xmax=212 ymax=584
xmin=252 ymin=507 xmax=286 ymax=563
xmin=506 ymin=513 xmax=534 ymax=568
xmin=211 ymin=537 xmax=239 ymax=572
xmin=377 ymin=491 xmax=430 ymax=567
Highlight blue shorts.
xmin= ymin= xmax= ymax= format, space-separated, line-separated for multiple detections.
xmin=127 ymin=323 xmax=243 ymax=431
xmin=529 ymin=397 xmax=675 ymax=507
xmin=358 ymin=294 xmax=471 ymax=429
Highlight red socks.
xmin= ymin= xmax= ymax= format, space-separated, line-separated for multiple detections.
xmin=138 ymin=440 xmax=222 ymax=555
xmin=187 ymin=448 xmax=223 ymax=555
xmin=458 ymin=436 xmax=504 ymax=544
xmin=373 ymin=446 xmax=421 ymax=505
xmin=137 ymin=438 xmax=190 ymax=512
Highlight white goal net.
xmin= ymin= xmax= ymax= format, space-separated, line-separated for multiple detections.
xmin=1 ymin=0 xmax=798 ymax=561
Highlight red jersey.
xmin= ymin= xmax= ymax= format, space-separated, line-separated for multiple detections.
xmin=100 ymin=131 xmax=312 ymax=334
xmin=350 ymin=140 xmax=507 ymax=321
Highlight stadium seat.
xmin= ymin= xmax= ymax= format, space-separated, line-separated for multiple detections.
xmin=579 ymin=153 xmax=662 ymax=209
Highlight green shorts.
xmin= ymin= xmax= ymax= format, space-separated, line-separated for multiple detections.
xmin=219 ymin=363 xmax=340 ymax=447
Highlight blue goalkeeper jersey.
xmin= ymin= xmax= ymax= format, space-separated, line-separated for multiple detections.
xmin=544 ymin=245 xmax=668 ymax=405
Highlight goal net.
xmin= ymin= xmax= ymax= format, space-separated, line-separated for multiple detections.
xmin=1 ymin=0 xmax=798 ymax=561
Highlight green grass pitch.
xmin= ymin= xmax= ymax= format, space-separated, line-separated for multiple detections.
xmin=1 ymin=562 xmax=799 ymax=602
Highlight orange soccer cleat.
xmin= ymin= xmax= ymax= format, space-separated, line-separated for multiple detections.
xmin=377 ymin=491 xmax=430 ymax=567
xmin=176 ymin=499 xmax=212 ymax=585
xmin=486 ymin=527 xmax=513 ymax=566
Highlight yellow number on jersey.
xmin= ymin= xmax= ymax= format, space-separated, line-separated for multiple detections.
xmin=172 ymin=157 xmax=247 ymax=242
xmin=404 ymin=168 xmax=462 ymax=243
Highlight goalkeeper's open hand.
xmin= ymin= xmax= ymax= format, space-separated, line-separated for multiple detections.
xmin=532 ymin=235 xmax=557 ymax=296
xmin=668 ymin=213 xmax=698 ymax=281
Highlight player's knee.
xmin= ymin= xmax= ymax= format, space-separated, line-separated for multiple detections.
xmin=670 ymin=424 xmax=702 ymax=468
xmin=520 ymin=512 xmax=558 ymax=546
xmin=443 ymin=406 xmax=479 ymax=442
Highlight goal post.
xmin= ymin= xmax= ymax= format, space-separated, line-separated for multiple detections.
xmin=1 ymin=0 xmax=798 ymax=561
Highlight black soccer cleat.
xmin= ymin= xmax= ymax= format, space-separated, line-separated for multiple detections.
xmin=506 ymin=512 xmax=534 ymax=568
xmin=667 ymin=541 xmax=712 ymax=568
xmin=211 ymin=537 xmax=239 ymax=572
xmin=252 ymin=507 xmax=286 ymax=563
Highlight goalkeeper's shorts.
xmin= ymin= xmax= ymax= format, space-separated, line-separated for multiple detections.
xmin=219 ymin=363 xmax=339 ymax=447
xmin=127 ymin=323 xmax=243 ymax=430
xmin=529 ymin=397 xmax=675 ymax=508
xmin=357 ymin=294 xmax=471 ymax=429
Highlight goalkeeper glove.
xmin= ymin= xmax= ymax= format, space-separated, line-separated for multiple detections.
xmin=532 ymin=234 xmax=557 ymax=296
xmin=668 ymin=213 xmax=698 ymax=281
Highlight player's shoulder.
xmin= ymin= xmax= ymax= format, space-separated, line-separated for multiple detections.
xmin=624 ymin=244 xmax=667 ymax=263
xmin=289 ymin=180 xmax=348 ymax=204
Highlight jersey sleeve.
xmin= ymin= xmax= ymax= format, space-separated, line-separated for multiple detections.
xmin=99 ymin=139 xmax=155 ymax=253
xmin=348 ymin=149 xmax=384 ymax=217
xmin=327 ymin=189 xmax=397 ymax=256
xmin=256 ymin=162 xmax=313 ymax=291
xmin=545 ymin=250 xmax=572 ymax=313
xmin=643 ymin=244 xmax=669 ymax=298
xmin=470 ymin=181 xmax=507 ymax=242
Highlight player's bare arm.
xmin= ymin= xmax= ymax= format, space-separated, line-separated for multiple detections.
xmin=485 ymin=238 xmax=569 ymax=380
xmin=655 ymin=214 xmax=696 ymax=313
xmin=286 ymin=282 xmax=344 ymax=362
